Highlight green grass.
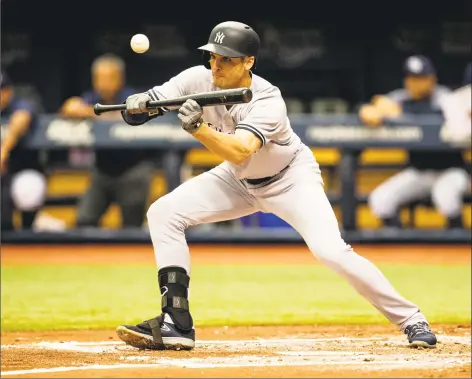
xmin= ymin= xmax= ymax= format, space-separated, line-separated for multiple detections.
xmin=1 ymin=264 xmax=470 ymax=332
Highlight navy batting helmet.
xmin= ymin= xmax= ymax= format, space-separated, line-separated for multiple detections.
xmin=198 ymin=21 xmax=260 ymax=62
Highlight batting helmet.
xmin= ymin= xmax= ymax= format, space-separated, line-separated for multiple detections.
xmin=198 ymin=21 xmax=260 ymax=59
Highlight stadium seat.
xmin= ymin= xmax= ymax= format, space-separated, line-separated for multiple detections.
xmin=284 ymin=97 xmax=305 ymax=114
xmin=310 ymin=98 xmax=349 ymax=114
xmin=41 ymin=149 xmax=471 ymax=230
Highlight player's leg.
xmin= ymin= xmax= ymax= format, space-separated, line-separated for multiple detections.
xmin=368 ymin=168 xmax=437 ymax=227
xmin=257 ymin=147 xmax=436 ymax=348
xmin=76 ymin=169 xmax=112 ymax=227
xmin=431 ymin=168 xmax=470 ymax=228
xmin=115 ymin=161 xmax=155 ymax=227
xmin=116 ymin=163 xmax=257 ymax=350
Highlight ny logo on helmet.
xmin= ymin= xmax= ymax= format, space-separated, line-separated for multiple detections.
xmin=214 ymin=32 xmax=225 ymax=44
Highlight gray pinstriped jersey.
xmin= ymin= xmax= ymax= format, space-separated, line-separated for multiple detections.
xmin=148 ymin=65 xmax=302 ymax=179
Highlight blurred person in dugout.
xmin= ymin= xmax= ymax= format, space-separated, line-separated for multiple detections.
xmin=438 ymin=62 xmax=472 ymax=211
xmin=359 ymin=55 xmax=469 ymax=229
xmin=0 ymin=70 xmax=47 ymax=231
xmin=60 ymin=54 xmax=155 ymax=228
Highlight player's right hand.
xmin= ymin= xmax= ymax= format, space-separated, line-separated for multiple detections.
xmin=126 ymin=93 xmax=152 ymax=114
xmin=359 ymin=104 xmax=383 ymax=127
xmin=373 ymin=96 xmax=402 ymax=118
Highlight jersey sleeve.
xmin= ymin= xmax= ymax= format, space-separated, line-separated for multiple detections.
xmin=7 ymin=98 xmax=38 ymax=133
xmin=433 ymin=85 xmax=452 ymax=108
xmin=385 ymin=89 xmax=408 ymax=103
xmin=439 ymin=85 xmax=471 ymax=138
xmin=147 ymin=66 xmax=206 ymax=105
xmin=12 ymin=99 xmax=36 ymax=114
xmin=235 ymin=96 xmax=286 ymax=147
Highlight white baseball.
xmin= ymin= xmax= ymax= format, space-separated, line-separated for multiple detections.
xmin=130 ymin=34 xmax=150 ymax=54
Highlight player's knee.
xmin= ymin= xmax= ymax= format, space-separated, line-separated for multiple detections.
xmin=146 ymin=195 xmax=186 ymax=230
xmin=308 ymin=238 xmax=352 ymax=265
xmin=431 ymin=193 xmax=455 ymax=217
xmin=368 ymin=188 xmax=396 ymax=219
xmin=147 ymin=196 xmax=170 ymax=222
xmin=431 ymin=179 xmax=461 ymax=217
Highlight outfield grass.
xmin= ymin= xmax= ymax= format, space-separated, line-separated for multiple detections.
xmin=1 ymin=264 xmax=470 ymax=332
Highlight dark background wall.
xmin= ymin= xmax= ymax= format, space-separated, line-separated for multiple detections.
xmin=1 ymin=0 xmax=471 ymax=112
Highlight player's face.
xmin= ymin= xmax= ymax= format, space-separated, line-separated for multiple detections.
xmin=209 ymin=53 xmax=254 ymax=89
xmin=404 ymin=75 xmax=436 ymax=100
xmin=0 ymin=87 xmax=13 ymax=111
xmin=92 ymin=63 xmax=124 ymax=101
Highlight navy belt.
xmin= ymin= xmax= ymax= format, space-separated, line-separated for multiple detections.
xmin=245 ymin=165 xmax=290 ymax=186
xmin=245 ymin=175 xmax=274 ymax=185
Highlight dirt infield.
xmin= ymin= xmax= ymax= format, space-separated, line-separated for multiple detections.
xmin=2 ymin=244 xmax=471 ymax=266
xmin=2 ymin=325 xmax=471 ymax=378
xmin=1 ymin=244 xmax=471 ymax=378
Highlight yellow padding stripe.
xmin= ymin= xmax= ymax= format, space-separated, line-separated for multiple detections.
xmin=186 ymin=148 xmax=410 ymax=166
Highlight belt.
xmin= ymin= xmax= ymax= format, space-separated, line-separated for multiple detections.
xmin=245 ymin=165 xmax=290 ymax=186
xmin=245 ymin=175 xmax=275 ymax=185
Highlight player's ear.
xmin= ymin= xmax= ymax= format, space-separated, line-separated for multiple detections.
xmin=244 ymin=57 xmax=255 ymax=71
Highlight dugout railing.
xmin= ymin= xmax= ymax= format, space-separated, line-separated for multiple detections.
xmin=1 ymin=113 xmax=471 ymax=244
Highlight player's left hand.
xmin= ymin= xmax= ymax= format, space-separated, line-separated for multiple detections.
xmin=178 ymin=99 xmax=203 ymax=134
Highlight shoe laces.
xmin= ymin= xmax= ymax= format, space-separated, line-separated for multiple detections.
xmin=406 ymin=322 xmax=431 ymax=338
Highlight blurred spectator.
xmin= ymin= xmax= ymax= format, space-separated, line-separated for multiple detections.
xmin=359 ymin=55 xmax=450 ymax=125
xmin=59 ymin=54 xmax=156 ymax=228
xmin=433 ymin=62 xmax=472 ymax=227
xmin=360 ymin=55 xmax=468 ymax=229
xmin=1 ymin=70 xmax=46 ymax=230
xmin=440 ymin=62 xmax=472 ymax=145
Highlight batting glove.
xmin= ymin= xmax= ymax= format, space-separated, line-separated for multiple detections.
xmin=126 ymin=93 xmax=151 ymax=114
xmin=178 ymin=99 xmax=204 ymax=134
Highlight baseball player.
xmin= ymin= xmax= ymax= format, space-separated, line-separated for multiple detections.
xmin=60 ymin=54 xmax=156 ymax=228
xmin=360 ymin=56 xmax=469 ymax=229
xmin=116 ymin=22 xmax=437 ymax=350
xmin=436 ymin=62 xmax=472 ymax=224
xmin=1 ymin=70 xmax=46 ymax=230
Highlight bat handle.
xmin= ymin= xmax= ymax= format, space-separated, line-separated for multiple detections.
xmin=93 ymin=103 xmax=127 ymax=116
xmin=93 ymin=102 xmax=163 ymax=116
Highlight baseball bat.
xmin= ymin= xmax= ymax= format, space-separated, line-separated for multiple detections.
xmin=93 ymin=88 xmax=253 ymax=116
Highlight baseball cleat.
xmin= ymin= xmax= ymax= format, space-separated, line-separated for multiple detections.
xmin=116 ymin=313 xmax=195 ymax=350
xmin=404 ymin=321 xmax=437 ymax=348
